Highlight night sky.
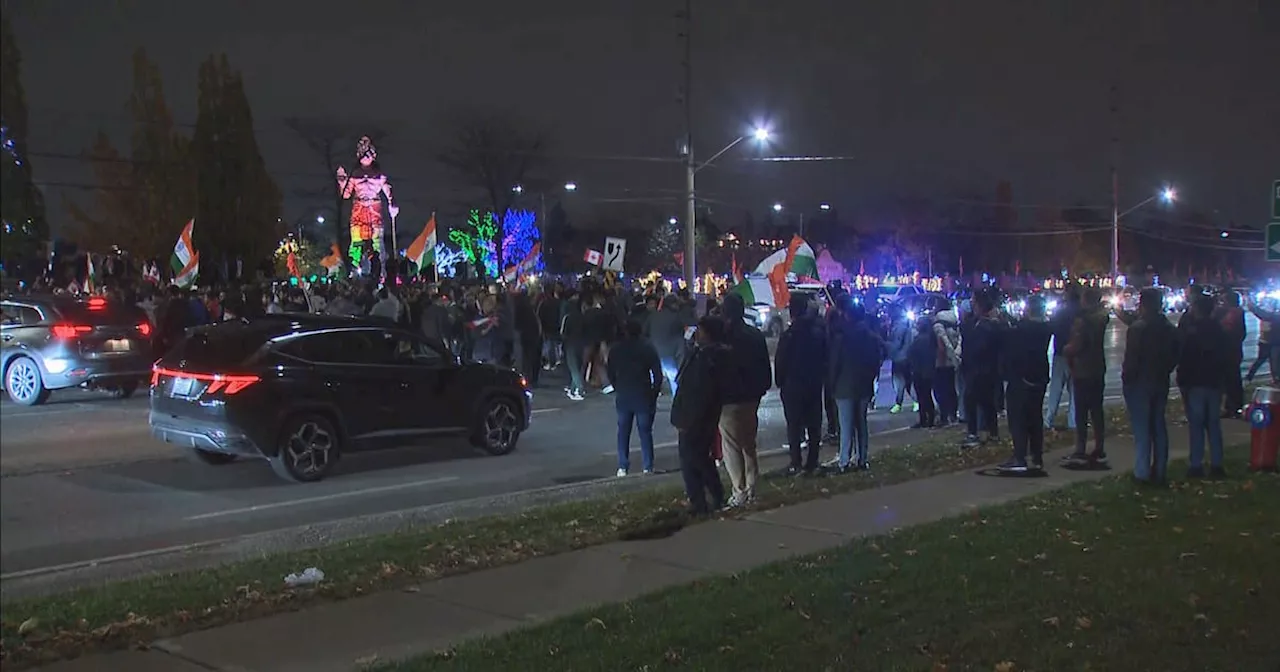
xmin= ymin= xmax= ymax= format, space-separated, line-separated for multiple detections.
xmin=9 ymin=0 xmax=1280 ymax=240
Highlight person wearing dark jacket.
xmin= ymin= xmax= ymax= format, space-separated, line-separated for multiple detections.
xmin=1062 ymin=288 xmax=1111 ymax=465
xmin=513 ymin=290 xmax=543 ymax=387
xmin=560 ymin=293 xmax=588 ymax=400
xmin=907 ymin=316 xmax=938 ymax=428
xmin=1178 ymin=294 xmax=1229 ymax=478
xmin=830 ymin=301 xmax=886 ymax=472
xmin=1043 ymin=287 xmax=1080 ymax=430
xmin=1213 ymin=291 xmax=1246 ymax=418
xmin=1118 ymin=288 xmax=1181 ymax=484
xmin=607 ymin=320 xmax=664 ymax=476
xmin=536 ymin=287 xmax=562 ymax=370
xmin=962 ymin=290 xmax=1006 ymax=448
xmin=776 ymin=294 xmax=830 ymax=474
xmin=717 ymin=293 xmax=773 ymax=506
xmin=644 ymin=296 xmax=690 ymax=396
xmin=670 ymin=316 xmax=728 ymax=515
xmin=997 ymin=296 xmax=1052 ymax=471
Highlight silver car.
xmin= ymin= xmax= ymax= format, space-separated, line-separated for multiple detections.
xmin=1 ymin=295 xmax=154 ymax=405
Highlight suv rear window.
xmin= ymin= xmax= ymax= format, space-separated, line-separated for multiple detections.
xmin=53 ymin=301 xmax=147 ymax=327
xmin=168 ymin=327 xmax=270 ymax=368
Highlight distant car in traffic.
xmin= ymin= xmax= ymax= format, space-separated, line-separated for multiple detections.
xmin=742 ymin=286 xmax=826 ymax=337
xmin=148 ymin=315 xmax=532 ymax=482
xmin=1 ymin=295 xmax=154 ymax=405
xmin=893 ymin=292 xmax=951 ymax=321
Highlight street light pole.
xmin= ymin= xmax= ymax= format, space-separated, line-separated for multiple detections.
xmin=681 ymin=0 xmax=696 ymax=285
xmin=1111 ymin=168 xmax=1119 ymax=278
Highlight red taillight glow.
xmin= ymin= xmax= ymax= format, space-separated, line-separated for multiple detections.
xmin=151 ymin=366 xmax=260 ymax=396
xmin=87 ymin=297 xmax=107 ymax=310
xmin=137 ymin=322 xmax=152 ymax=337
xmin=51 ymin=324 xmax=93 ymax=339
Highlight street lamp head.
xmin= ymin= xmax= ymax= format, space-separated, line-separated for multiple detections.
xmin=669 ymin=217 xmax=678 ymax=225
xmin=819 ymin=203 xmax=831 ymax=211
xmin=752 ymin=127 xmax=771 ymax=142
xmin=1160 ymin=186 xmax=1177 ymax=203
xmin=564 ymin=181 xmax=577 ymax=192
xmin=316 ymin=215 xmax=325 ymax=224
xmin=772 ymin=203 xmax=783 ymax=212
xmin=1220 ymin=231 xmax=1229 ymax=238
xmin=512 ymin=184 xmax=524 ymax=194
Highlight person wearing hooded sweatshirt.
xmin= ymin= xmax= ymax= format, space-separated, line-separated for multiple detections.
xmin=886 ymin=305 xmax=916 ymax=414
xmin=1178 ymin=293 xmax=1229 ymax=479
xmin=1213 ymin=290 xmax=1246 ymax=418
xmin=932 ymin=301 xmax=962 ymax=426
xmin=1043 ymin=287 xmax=1080 ymax=430
xmin=776 ymin=293 xmax=829 ymax=474
xmin=717 ymin=293 xmax=773 ymax=506
xmin=1118 ymin=288 xmax=1181 ymax=484
xmin=670 ymin=316 xmax=729 ymax=515
xmin=1062 ymin=288 xmax=1111 ymax=465
xmin=998 ymin=294 xmax=1052 ymax=472
xmin=830 ymin=300 xmax=886 ymax=472
xmin=643 ymin=295 xmax=691 ymax=397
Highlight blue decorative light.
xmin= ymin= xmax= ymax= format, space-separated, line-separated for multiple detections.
xmin=432 ymin=242 xmax=469 ymax=278
xmin=500 ymin=208 xmax=542 ymax=272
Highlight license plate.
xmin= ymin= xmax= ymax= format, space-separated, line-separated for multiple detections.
xmin=171 ymin=377 xmax=196 ymax=397
xmin=104 ymin=338 xmax=131 ymax=352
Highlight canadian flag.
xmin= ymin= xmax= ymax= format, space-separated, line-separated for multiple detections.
xmin=583 ymin=249 xmax=603 ymax=266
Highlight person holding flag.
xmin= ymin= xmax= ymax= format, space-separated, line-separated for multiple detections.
xmin=405 ymin=214 xmax=437 ymax=280
xmin=170 ymin=219 xmax=199 ymax=288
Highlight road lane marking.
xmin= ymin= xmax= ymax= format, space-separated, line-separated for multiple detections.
xmin=184 ymin=476 xmax=460 ymax=521
xmin=531 ymin=408 xmax=561 ymax=415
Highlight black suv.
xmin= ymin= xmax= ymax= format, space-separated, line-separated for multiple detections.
xmin=149 ymin=315 xmax=532 ymax=482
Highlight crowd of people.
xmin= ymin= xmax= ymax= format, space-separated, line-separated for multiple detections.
xmin=13 ymin=266 xmax=1258 ymax=509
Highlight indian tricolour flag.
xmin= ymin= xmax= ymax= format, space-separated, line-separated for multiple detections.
xmin=84 ymin=254 xmax=97 ymax=294
xmin=405 ymin=214 xmax=437 ymax=274
xmin=170 ymin=219 xmax=199 ymax=288
xmin=733 ymin=235 xmax=819 ymax=307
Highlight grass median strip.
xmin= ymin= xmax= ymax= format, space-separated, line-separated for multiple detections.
xmin=0 ymin=410 xmax=1127 ymax=669
xmin=386 ymin=449 xmax=1279 ymax=672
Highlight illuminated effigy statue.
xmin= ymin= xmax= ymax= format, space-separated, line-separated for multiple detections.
xmin=336 ymin=135 xmax=398 ymax=265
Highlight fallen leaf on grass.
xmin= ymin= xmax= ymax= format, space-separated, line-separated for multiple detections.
xmin=1241 ymin=480 xmax=1255 ymax=492
xmin=905 ymin=549 xmax=919 ymax=556
xmin=1042 ymin=616 xmax=1060 ymax=627
xmin=1194 ymin=613 xmax=1209 ymax=623
xmin=1179 ymin=552 xmax=1197 ymax=560
xmin=994 ymin=661 xmax=1017 ymax=672
xmin=1172 ymin=526 xmax=1184 ymax=533
xmin=798 ymin=608 xmax=812 ymax=620
xmin=17 ymin=617 xmax=38 ymax=635
xmin=1239 ymin=532 xmax=1252 ymax=537
xmin=719 ymin=645 xmax=735 ymax=652
xmin=664 ymin=648 xmax=682 ymax=663
xmin=585 ymin=617 xmax=607 ymax=630
xmin=402 ymin=586 xmax=421 ymax=593
xmin=1076 ymin=616 xmax=1092 ymax=629
xmin=354 ymin=654 xmax=379 ymax=667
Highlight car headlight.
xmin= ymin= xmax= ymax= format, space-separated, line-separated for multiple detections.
xmin=1045 ymin=299 xmax=1058 ymax=312
xmin=906 ymin=310 xmax=917 ymax=321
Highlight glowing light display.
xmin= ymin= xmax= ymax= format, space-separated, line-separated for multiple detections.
xmin=336 ymin=135 xmax=397 ymax=264
xmin=433 ymin=242 xmax=469 ymax=278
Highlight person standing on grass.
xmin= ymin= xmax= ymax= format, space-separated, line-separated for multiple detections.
xmin=717 ymin=293 xmax=773 ymax=507
xmin=670 ymin=316 xmax=729 ymax=516
xmin=907 ymin=315 xmax=938 ymax=429
xmin=1061 ymin=288 xmax=1110 ymax=466
xmin=1118 ymin=288 xmax=1181 ymax=484
xmin=1177 ymin=293 xmax=1229 ymax=479
xmin=607 ymin=320 xmax=663 ymax=477
xmin=961 ymin=289 xmax=1004 ymax=448
xmin=1248 ymin=296 xmax=1280 ymax=385
xmin=1245 ymin=303 xmax=1271 ymax=383
xmin=1214 ymin=290 xmax=1246 ymax=418
xmin=932 ymin=301 xmax=962 ymax=426
xmin=1044 ymin=286 xmax=1080 ymax=431
xmin=830 ymin=299 xmax=887 ymax=472
xmin=776 ymin=293 xmax=829 ymax=475
xmin=998 ymin=295 xmax=1051 ymax=472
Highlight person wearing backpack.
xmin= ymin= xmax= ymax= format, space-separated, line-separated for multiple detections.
xmin=1118 ymin=288 xmax=1181 ymax=484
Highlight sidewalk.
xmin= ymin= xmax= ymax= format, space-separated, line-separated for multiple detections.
xmin=35 ymin=419 xmax=1252 ymax=672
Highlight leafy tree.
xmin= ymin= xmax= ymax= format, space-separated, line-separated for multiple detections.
xmin=646 ymin=216 xmax=680 ymax=270
xmin=437 ymin=109 xmax=548 ymax=271
xmin=0 ymin=16 xmax=49 ymax=268
xmin=67 ymin=49 xmax=195 ymax=262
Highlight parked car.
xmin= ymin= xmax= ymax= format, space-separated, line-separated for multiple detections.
xmin=148 ymin=315 xmax=532 ymax=482
xmin=1 ymin=295 xmax=153 ymax=405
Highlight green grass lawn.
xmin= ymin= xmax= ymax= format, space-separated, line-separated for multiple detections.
xmin=389 ymin=453 xmax=1279 ymax=672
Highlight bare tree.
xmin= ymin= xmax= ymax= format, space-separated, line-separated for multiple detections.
xmin=284 ymin=118 xmax=387 ymax=268
xmin=436 ymin=109 xmax=548 ymax=272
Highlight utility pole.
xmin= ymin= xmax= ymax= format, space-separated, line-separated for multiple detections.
xmin=1109 ymin=85 xmax=1120 ymax=278
xmin=681 ymin=0 xmax=697 ymax=285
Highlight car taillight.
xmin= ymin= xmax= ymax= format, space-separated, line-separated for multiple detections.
xmin=87 ymin=297 xmax=107 ymax=310
xmin=51 ymin=324 xmax=93 ymax=339
xmin=137 ymin=322 xmax=152 ymax=337
xmin=151 ymin=366 xmax=261 ymax=396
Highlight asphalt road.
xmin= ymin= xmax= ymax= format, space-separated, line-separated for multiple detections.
xmin=0 ymin=317 xmax=1261 ymax=593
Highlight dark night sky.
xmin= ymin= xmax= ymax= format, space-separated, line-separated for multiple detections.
xmin=9 ymin=0 xmax=1280 ymax=241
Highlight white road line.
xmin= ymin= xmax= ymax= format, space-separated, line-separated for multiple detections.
xmin=531 ymin=408 xmax=561 ymax=415
xmin=184 ymin=476 xmax=460 ymax=521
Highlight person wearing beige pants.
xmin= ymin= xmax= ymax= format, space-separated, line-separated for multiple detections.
xmin=719 ymin=400 xmax=761 ymax=504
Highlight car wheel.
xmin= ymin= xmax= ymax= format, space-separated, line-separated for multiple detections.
xmin=109 ymin=381 xmax=140 ymax=399
xmin=269 ymin=413 xmax=340 ymax=483
xmin=186 ymin=448 xmax=238 ymax=465
xmin=5 ymin=357 xmax=49 ymax=406
xmin=471 ymin=395 xmax=521 ymax=456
